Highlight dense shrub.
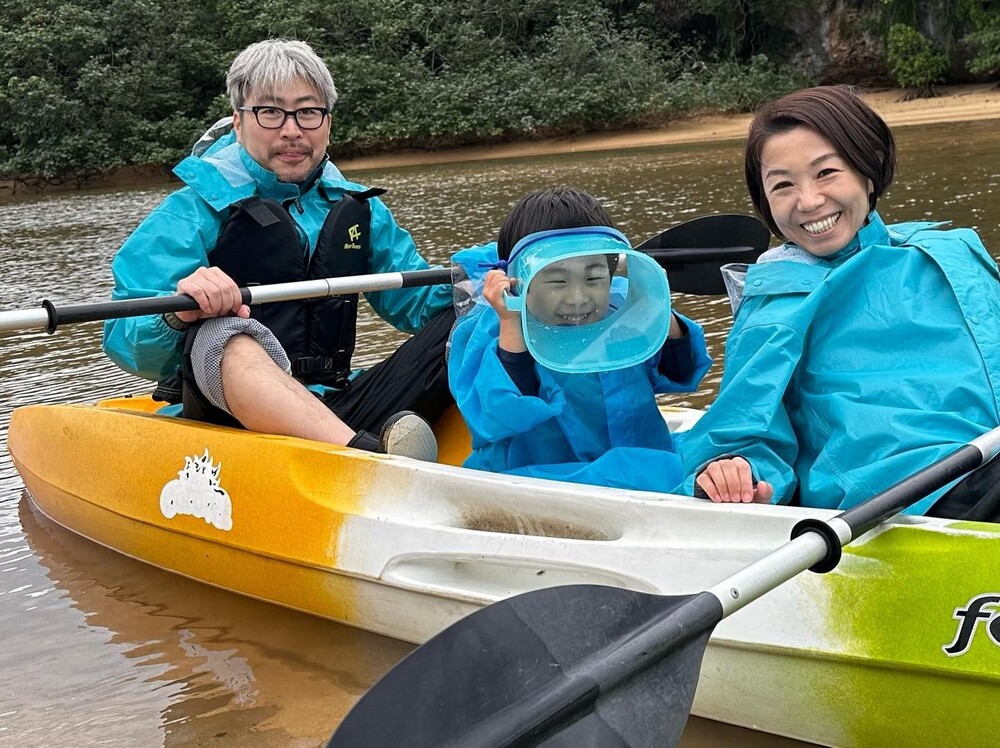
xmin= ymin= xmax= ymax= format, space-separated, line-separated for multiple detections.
xmin=0 ymin=0 xmax=815 ymax=181
xmin=679 ymin=54 xmax=811 ymax=113
xmin=886 ymin=23 xmax=949 ymax=98
xmin=965 ymin=13 xmax=1000 ymax=80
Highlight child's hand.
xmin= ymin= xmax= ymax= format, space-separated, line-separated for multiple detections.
xmin=483 ymin=269 xmax=520 ymax=321
xmin=668 ymin=312 xmax=686 ymax=339
xmin=484 ymin=269 xmax=528 ymax=353
xmin=696 ymin=457 xmax=774 ymax=504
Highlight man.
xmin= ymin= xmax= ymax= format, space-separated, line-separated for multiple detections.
xmin=103 ymin=39 xmax=454 ymax=459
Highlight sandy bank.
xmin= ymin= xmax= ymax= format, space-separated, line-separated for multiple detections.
xmin=339 ymin=83 xmax=1000 ymax=172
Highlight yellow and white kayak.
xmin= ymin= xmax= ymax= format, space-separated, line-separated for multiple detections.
xmin=8 ymin=396 xmax=1000 ymax=747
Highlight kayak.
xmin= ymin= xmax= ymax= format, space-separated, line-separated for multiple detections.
xmin=8 ymin=396 xmax=1000 ymax=747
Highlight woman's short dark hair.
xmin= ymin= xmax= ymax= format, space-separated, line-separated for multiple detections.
xmin=744 ymin=85 xmax=897 ymax=240
xmin=497 ymin=187 xmax=617 ymax=260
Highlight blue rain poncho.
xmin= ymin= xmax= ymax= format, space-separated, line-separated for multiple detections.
xmin=679 ymin=212 xmax=1000 ymax=514
xmin=449 ymin=242 xmax=712 ymax=492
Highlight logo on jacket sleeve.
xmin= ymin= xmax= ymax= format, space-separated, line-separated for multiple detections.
xmin=344 ymin=223 xmax=362 ymax=250
xmin=942 ymin=593 xmax=1000 ymax=656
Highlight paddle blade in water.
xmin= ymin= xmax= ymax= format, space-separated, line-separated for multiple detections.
xmin=328 ymin=584 xmax=720 ymax=748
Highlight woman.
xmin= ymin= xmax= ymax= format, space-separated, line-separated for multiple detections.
xmin=680 ymin=85 xmax=1000 ymax=519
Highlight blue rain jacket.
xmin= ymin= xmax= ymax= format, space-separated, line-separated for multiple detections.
xmin=680 ymin=212 xmax=1000 ymax=514
xmin=103 ymin=134 xmax=452 ymax=383
xmin=449 ymin=243 xmax=712 ymax=492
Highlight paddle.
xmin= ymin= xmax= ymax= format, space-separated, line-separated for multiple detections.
xmin=636 ymin=212 xmax=770 ymax=297
xmin=0 ymin=214 xmax=768 ymax=335
xmin=0 ymin=269 xmax=453 ymax=334
xmin=327 ymin=425 xmax=1000 ymax=748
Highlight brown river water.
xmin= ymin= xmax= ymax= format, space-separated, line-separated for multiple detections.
xmin=1 ymin=121 xmax=998 ymax=746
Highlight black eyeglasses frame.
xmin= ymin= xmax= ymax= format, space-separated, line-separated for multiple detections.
xmin=237 ymin=105 xmax=331 ymax=130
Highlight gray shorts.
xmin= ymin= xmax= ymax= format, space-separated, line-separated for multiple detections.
xmin=188 ymin=317 xmax=290 ymax=414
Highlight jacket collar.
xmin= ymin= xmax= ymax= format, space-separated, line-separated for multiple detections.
xmin=824 ymin=210 xmax=889 ymax=266
xmin=174 ymin=143 xmax=364 ymax=212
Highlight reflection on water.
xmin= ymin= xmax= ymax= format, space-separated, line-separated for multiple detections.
xmin=9 ymin=499 xmax=412 ymax=747
xmin=1 ymin=120 xmax=998 ymax=745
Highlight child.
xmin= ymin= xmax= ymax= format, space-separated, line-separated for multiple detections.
xmin=448 ymin=187 xmax=711 ymax=491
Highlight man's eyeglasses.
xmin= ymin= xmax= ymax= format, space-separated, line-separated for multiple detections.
xmin=238 ymin=106 xmax=330 ymax=130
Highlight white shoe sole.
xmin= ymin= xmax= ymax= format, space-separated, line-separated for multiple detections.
xmin=379 ymin=412 xmax=439 ymax=462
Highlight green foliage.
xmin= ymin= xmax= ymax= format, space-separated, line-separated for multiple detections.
xmin=886 ymin=23 xmax=949 ymax=94
xmin=652 ymin=0 xmax=804 ymax=59
xmin=680 ymin=54 xmax=811 ymax=113
xmin=965 ymin=11 xmax=1000 ymax=78
xmin=322 ymin=6 xmax=692 ymax=153
xmin=0 ymin=0 xmax=818 ymax=180
xmin=878 ymin=0 xmax=1000 ymax=82
xmin=0 ymin=0 xmax=226 ymax=180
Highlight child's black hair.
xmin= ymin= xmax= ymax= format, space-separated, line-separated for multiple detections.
xmin=497 ymin=187 xmax=618 ymax=263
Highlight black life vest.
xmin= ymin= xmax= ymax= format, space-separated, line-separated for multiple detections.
xmin=209 ymin=188 xmax=384 ymax=388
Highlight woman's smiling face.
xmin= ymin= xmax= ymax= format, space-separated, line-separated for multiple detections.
xmin=760 ymin=126 xmax=873 ymax=257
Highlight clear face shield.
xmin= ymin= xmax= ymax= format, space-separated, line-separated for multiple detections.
xmin=502 ymin=227 xmax=671 ymax=373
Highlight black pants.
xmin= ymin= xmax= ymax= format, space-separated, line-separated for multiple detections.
xmin=181 ymin=307 xmax=456 ymax=435
xmin=927 ymin=453 xmax=1000 ymax=522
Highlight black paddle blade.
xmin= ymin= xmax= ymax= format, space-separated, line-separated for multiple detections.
xmin=637 ymin=214 xmax=771 ymax=296
xmin=328 ymin=584 xmax=723 ymax=748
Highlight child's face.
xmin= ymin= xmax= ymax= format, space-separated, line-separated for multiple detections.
xmin=524 ymin=254 xmax=612 ymax=326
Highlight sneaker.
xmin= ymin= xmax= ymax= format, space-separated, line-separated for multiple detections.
xmin=346 ymin=430 xmax=380 ymax=452
xmin=378 ymin=411 xmax=439 ymax=462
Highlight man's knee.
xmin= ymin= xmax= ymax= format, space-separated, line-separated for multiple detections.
xmin=222 ymin=332 xmax=265 ymax=361
xmin=189 ymin=317 xmax=290 ymax=414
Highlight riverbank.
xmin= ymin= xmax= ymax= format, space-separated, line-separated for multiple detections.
xmin=2 ymin=83 xmax=998 ymax=199
xmin=339 ymin=83 xmax=1000 ymax=171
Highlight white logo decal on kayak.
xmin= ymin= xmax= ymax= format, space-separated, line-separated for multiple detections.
xmin=942 ymin=593 xmax=1000 ymax=656
xmin=160 ymin=449 xmax=233 ymax=531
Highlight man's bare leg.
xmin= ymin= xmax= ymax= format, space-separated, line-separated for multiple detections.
xmin=220 ymin=334 xmax=356 ymax=445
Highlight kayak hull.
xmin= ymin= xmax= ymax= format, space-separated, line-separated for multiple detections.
xmin=9 ymin=399 xmax=1000 ymax=747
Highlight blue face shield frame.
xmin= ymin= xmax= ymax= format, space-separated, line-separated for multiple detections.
xmin=503 ymin=227 xmax=671 ymax=373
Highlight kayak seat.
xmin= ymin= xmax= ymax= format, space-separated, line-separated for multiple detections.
xmin=433 ymin=405 xmax=473 ymax=467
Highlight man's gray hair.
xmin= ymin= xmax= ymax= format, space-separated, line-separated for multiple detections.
xmin=227 ymin=38 xmax=338 ymax=111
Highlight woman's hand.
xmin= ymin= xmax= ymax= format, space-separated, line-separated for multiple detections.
xmin=696 ymin=457 xmax=774 ymax=504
